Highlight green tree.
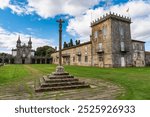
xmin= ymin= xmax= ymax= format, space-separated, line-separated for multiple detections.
xmin=70 ymin=39 xmax=73 ymax=47
xmin=35 ymin=46 xmax=55 ymax=57
xmin=63 ymin=42 xmax=67 ymax=48
xmin=75 ymin=40 xmax=80 ymax=45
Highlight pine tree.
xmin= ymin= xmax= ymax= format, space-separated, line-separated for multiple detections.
xmin=78 ymin=40 xmax=80 ymax=45
xmin=75 ymin=40 xmax=78 ymax=45
xmin=70 ymin=39 xmax=73 ymax=47
xmin=63 ymin=42 xmax=67 ymax=48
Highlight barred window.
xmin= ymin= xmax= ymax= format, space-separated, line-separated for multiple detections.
xmin=85 ymin=56 xmax=88 ymax=62
xmin=78 ymin=56 xmax=81 ymax=62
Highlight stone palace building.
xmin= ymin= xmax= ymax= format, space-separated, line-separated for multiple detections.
xmin=51 ymin=12 xmax=149 ymax=67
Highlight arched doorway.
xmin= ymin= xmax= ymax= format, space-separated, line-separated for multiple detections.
xmin=22 ymin=59 xmax=25 ymax=64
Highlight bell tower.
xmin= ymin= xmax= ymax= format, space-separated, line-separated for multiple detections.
xmin=16 ymin=35 xmax=21 ymax=48
xmin=28 ymin=37 xmax=32 ymax=48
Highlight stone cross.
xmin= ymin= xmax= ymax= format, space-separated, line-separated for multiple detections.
xmin=56 ymin=19 xmax=65 ymax=66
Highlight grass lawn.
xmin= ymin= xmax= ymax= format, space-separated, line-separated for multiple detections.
xmin=0 ymin=64 xmax=150 ymax=100
xmin=0 ymin=65 xmax=29 ymax=85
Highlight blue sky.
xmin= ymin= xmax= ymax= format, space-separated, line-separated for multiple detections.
xmin=0 ymin=0 xmax=150 ymax=53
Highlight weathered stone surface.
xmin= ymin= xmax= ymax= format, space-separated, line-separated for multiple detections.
xmin=0 ymin=77 xmax=123 ymax=100
xmin=51 ymin=12 xmax=146 ymax=68
xmin=35 ymin=66 xmax=90 ymax=92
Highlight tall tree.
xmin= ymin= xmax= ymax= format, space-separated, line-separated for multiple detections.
xmin=75 ymin=40 xmax=78 ymax=45
xmin=63 ymin=41 xmax=67 ymax=48
xmin=75 ymin=40 xmax=80 ymax=45
xmin=70 ymin=39 xmax=73 ymax=47
xmin=35 ymin=46 xmax=55 ymax=57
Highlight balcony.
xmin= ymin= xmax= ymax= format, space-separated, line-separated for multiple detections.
xmin=76 ymin=51 xmax=81 ymax=56
xmin=62 ymin=53 xmax=70 ymax=57
xmin=96 ymin=48 xmax=104 ymax=54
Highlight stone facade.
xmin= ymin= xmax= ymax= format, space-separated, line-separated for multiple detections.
xmin=132 ymin=40 xmax=145 ymax=67
xmin=12 ymin=36 xmax=35 ymax=64
xmin=52 ymin=41 xmax=92 ymax=66
xmin=51 ymin=12 xmax=147 ymax=67
xmin=145 ymin=52 xmax=150 ymax=66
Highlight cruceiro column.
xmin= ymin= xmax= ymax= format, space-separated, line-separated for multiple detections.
xmin=56 ymin=19 xmax=65 ymax=73
xmin=35 ymin=19 xmax=90 ymax=92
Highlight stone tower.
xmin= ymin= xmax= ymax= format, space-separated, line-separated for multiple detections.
xmin=91 ymin=12 xmax=133 ymax=67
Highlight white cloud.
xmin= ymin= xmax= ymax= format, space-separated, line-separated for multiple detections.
xmin=27 ymin=0 xmax=101 ymax=18
xmin=66 ymin=0 xmax=150 ymax=49
xmin=0 ymin=0 xmax=9 ymax=9
xmin=0 ymin=0 xmax=101 ymax=17
xmin=0 ymin=27 xmax=55 ymax=53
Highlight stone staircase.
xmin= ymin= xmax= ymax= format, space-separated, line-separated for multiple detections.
xmin=35 ymin=67 xmax=90 ymax=92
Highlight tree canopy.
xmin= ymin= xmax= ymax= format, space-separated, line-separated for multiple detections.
xmin=35 ymin=46 xmax=55 ymax=57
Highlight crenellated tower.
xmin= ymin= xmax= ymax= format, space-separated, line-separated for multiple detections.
xmin=91 ymin=12 xmax=132 ymax=67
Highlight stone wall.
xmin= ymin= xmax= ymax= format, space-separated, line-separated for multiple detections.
xmin=52 ymin=42 xmax=92 ymax=66
xmin=132 ymin=40 xmax=145 ymax=67
xmin=111 ymin=18 xmax=132 ymax=67
xmin=145 ymin=52 xmax=150 ymax=66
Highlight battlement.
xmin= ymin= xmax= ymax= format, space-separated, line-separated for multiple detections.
xmin=91 ymin=12 xmax=131 ymax=27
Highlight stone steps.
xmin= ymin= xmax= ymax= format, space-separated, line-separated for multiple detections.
xmin=43 ymin=76 xmax=79 ymax=83
xmin=35 ymin=66 xmax=90 ymax=92
xmin=52 ymin=72 xmax=69 ymax=75
xmin=48 ymin=75 xmax=74 ymax=79
xmin=41 ymin=80 xmax=85 ymax=87
xmin=35 ymin=84 xmax=89 ymax=92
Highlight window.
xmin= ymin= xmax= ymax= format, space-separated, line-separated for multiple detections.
xmin=85 ymin=46 xmax=88 ymax=51
xmin=141 ymin=45 xmax=143 ymax=50
xmin=137 ymin=52 xmax=141 ymax=58
xmin=78 ymin=56 xmax=81 ymax=62
xmin=137 ymin=44 xmax=140 ymax=50
xmin=98 ymin=43 xmax=103 ymax=51
xmin=102 ymin=26 xmax=107 ymax=36
xmin=133 ymin=44 xmax=135 ymax=49
xmin=121 ymin=42 xmax=125 ymax=51
xmin=120 ymin=27 xmax=124 ymax=37
xmin=85 ymin=56 xmax=88 ymax=62
xmin=73 ymin=56 xmax=75 ymax=62
xmin=94 ymin=31 xmax=98 ymax=38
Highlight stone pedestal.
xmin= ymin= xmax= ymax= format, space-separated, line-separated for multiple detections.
xmin=35 ymin=66 xmax=90 ymax=92
xmin=55 ymin=66 xmax=65 ymax=73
